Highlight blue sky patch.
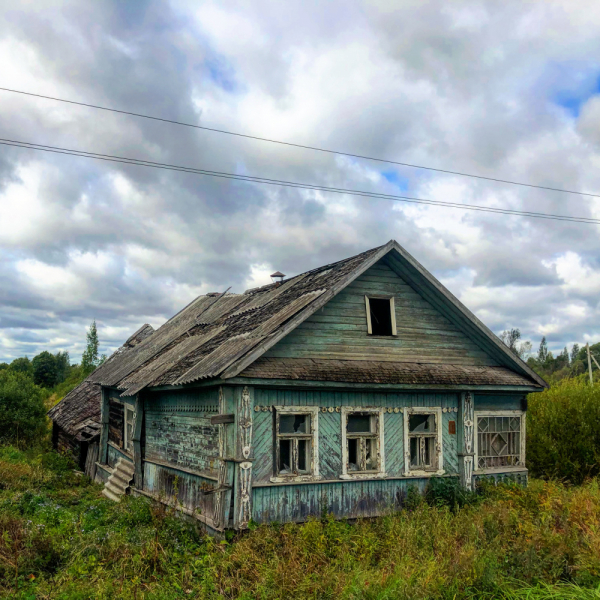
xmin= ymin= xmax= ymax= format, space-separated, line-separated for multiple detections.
xmin=206 ymin=55 xmax=239 ymax=93
xmin=381 ymin=170 xmax=409 ymax=191
xmin=553 ymin=73 xmax=600 ymax=118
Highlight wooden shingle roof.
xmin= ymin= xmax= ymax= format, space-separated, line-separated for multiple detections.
xmin=48 ymin=324 xmax=155 ymax=438
xmin=87 ymin=241 xmax=546 ymax=395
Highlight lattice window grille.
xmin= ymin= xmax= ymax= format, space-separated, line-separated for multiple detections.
xmin=477 ymin=416 xmax=522 ymax=469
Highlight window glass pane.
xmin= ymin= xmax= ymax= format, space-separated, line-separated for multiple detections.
xmin=279 ymin=439 xmax=291 ymax=474
xmin=409 ymin=413 xmax=436 ymax=433
xmin=298 ymin=439 xmax=309 ymax=472
xmin=410 ymin=437 xmax=419 ymax=468
xmin=347 ymin=413 xmax=372 ymax=433
xmin=365 ymin=438 xmax=378 ymax=471
xmin=280 ymin=414 xmax=309 ymax=434
xmin=348 ymin=438 xmax=359 ymax=471
xmin=424 ymin=437 xmax=434 ymax=467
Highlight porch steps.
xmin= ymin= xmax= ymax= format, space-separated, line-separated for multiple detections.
xmin=102 ymin=458 xmax=134 ymax=502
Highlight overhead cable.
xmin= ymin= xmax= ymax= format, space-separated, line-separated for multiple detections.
xmin=1 ymin=137 xmax=599 ymax=225
xmin=1 ymin=86 xmax=599 ymax=199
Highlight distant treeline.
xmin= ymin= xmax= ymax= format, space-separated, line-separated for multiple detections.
xmin=0 ymin=321 xmax=105 ymax=444
xmin=499 ymin=328 xmax=599 ymax=384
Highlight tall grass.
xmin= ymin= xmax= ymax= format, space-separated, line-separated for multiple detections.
xmin=527 ymin=378 xmax=600 ymax=483
xmin=2 ymin=446 xmax=600 ymax=599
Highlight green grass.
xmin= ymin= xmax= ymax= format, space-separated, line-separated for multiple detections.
xmin=2 ymin=445 xmax=600 ymax=599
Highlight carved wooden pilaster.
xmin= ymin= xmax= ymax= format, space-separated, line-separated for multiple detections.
xmin=233 ymin=386 xmax=253 ymax=529
xmin=458 ymin=391 xmax=474 ymax=491
xmin=213 ymin=387 xmax=228 ymax=530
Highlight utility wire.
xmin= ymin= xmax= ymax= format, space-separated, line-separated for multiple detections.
xmin=1 ymin=86 xmax=599 ymax=200
xmin=2 ymin=137 xmax=599 ymax=225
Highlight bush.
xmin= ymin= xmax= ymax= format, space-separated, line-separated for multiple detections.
xmin=527 ymin=378 xmax=600 ymax=484
xmin=0 ymin=371 xmax=48 ymax=445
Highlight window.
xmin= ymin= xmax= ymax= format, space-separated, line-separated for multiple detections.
xmin=365 ymin=296 xmax=396 ymax=336
xmin=341 ymin=408 xmax=385 ymax=478
xmin=272 ymin=406 xmax=319 ymax=482
xmin=404 ymin=408 xmax=443 ymax=475
xmin=475 ymin=412 xmax=525 ymax=471
xmin=124 ymin=406 xmax=135 ymax=453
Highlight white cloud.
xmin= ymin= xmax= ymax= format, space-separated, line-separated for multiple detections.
xmin=1 ymin=0 xmax=600 ymax=361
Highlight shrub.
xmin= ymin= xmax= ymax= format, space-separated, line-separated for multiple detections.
xmin=0 ymin=371 xmax=48 ymax=445
xmin=527 ymin=378 xmax=600 ymax=484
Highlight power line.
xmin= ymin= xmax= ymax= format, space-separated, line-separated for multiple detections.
xmin=2 ymin=136 xmax=599 ymax=225
xmin=1 ymin=86 xmax=599 ymax=200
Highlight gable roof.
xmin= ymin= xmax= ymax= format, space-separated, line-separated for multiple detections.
xmin=89 ymin=240 xmax=546 ymax=394
xmin=48 ymin=324 xmax=155 ymax=439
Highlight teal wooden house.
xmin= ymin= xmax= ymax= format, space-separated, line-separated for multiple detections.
xmin=81 ymin=240 xmax=546 ymax=534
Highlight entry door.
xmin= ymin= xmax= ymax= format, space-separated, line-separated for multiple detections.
xmin=124 ymin=406 xmax=135 ymax=454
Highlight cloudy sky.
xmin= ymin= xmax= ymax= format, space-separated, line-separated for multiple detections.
xmin=1 ymin=0 xmax=600 ymax=363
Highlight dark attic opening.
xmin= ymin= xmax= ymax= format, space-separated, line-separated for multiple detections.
xmin=369 ymin=297 xmax=393 ymax=336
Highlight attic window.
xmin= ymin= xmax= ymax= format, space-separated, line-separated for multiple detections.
xmin=365 ymin=296 xmax=396 ymax=336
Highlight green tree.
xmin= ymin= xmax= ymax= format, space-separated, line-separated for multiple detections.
xmin=81 ymin=320 xmax=101 ymax=374
xmin=538 ymin=337 xmax=549 ymax=363
xmin=499 ymin=328 xmax=532 ymax=359
xmin=0 ymin=370 xmax=47 ymax=443
xmin=571 ymin=343 xmax=580 ymax=363
xmin=10 ymin=356 xmax=33 ymax=376
xmin=0 ymin=363 xmax=8 ymax=372
xmin=54 ymin=351 xmax=70 ymax=384
xmin=32 ymin=351 xmax=58 ymax=388
xmin=527 ymin=378 xmax=600 ymax=484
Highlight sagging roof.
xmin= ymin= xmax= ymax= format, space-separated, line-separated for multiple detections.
xmin=88 ymin=241 xmax=546 ymax=395
xmin=48 ymin=324 xmax=154 ymax=439
xmin=240 ymin=357 xmax=537 ymax=387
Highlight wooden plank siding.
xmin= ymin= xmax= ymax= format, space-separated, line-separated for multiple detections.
xmin=252 ymin=477 xmax=431 ymax=524
xmin=262 ymin=260 xmax=498 ymax=366
xmin=144 ymin=388 xmax=220 ymax=479
xmin=252 ymin=387 xmax=461 ymax=484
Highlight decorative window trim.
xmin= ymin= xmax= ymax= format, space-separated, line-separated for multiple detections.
xmin=270 ymin=406 xmax=320 ymax=483
xmin=365 ymin=295 xmax=397 ymax=336
xmin=474 ymin=410 xmax=526 ymax=474
xmin=340 ymin=406 xmax=386 ymax=479
xmin=403 ymin=407 xmax=444 ymax=477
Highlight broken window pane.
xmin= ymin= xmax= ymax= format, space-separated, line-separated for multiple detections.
xmin=409 ymin=434 xmax=436 ymax=469
xmin=298 ymin=439 xmax=308 ymax=472
xmin=409 ymin=413 xmax=436 ymax=433
xmin=348 ymin=438 xmax=359 ymax=471
xmin=279 ymin=439 xmax=291 ymax=474
xmin=365 ymin=438 xmax=378 ymax=470
xmin=347 ymin=414 xmax=372 ymax=433
xmin=279 ymin=414 xmax=309 ymax=434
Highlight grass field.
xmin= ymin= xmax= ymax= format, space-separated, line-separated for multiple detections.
xmin=2 ymin=446 xmax=600 ymax=599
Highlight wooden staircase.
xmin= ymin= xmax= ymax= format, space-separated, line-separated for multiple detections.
xmin=102 ymin=458 xmax=134 ymax=502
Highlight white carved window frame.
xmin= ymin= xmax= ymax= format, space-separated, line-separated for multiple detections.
xmin=474 ymin=410 xmax=526 ymax=474
xmin=124 ymin=404 xmax=135 ymax=455
xmin=403 ymin=407 xmax=444 ymax=477
xmin=365 ymin=295 xmax=397 ymax=336
xmin=270 ymin=406 xmax=320 ymax=483
xmin=340 ymin=407 xmax=386 ymax=479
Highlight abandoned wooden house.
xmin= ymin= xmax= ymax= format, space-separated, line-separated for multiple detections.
xmin=48 ymin=324 xmax=154 ymax=478
xmin=75 ymin=240 xmax=545 ymax=534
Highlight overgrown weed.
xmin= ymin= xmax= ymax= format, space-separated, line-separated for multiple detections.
xmin=2 ymin=446 xmax=600 ymax=599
